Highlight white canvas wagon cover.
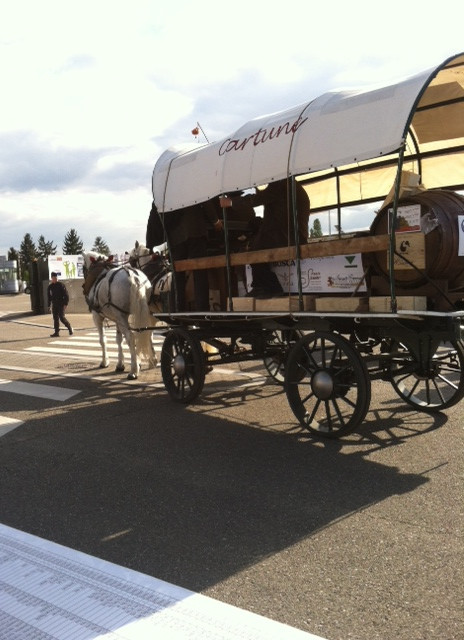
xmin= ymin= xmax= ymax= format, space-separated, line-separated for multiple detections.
xmin=153 ymin=53 xmax=464 ymax=214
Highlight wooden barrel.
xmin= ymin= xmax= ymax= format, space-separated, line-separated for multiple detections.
xmin=369 ymin=189 xmax=464 ymax=289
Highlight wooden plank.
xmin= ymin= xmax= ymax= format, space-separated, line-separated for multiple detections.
xmin=174 ymin=234 xmax=391 ymax=272
xmin=315 ymin=297 xmax=368 ymax=312
xmin=369 ymin=296 xmax=427 ymax=312
xmin=255 ymin=297 xmax=301 ymax=312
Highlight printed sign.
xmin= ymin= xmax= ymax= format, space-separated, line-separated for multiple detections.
xmin=246 ymin=254 xmax=367 ymax=293
xmin=459 ymin=215 xmax=464 ymax=257
xmin=388 ymin=204 xmax=421 ymax=233
xmin=48 ymin=255 xmax=84 ymax=279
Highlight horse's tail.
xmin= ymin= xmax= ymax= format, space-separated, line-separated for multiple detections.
xmin=128 ymin=268 xmax=157 ymax=363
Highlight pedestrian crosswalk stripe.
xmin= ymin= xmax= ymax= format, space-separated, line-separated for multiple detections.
xmin=0 ymin=379 xmax=80 ymax=401
xmin=24 ymin=334 xmax=163 ymax=359
xmin=0 ymin=416 xmax=24 ymax=436
xmin=5 ymin=331 xmax=265 ymax=385
xmin=0 ymin=364 xmax=165 ymax=387
xmin=47 ymin=338 xmax=165 ymax=348
xmin=27 ymin=346 xmax=133 ymax=357
xmin=23 ymin=330 xmax=165 ymax=361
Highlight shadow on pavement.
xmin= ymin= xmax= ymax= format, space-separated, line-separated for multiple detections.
xmin=0 ymin=376 xmax=433 ymax=593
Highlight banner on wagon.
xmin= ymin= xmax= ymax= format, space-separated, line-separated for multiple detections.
xmin=245 ymin=254 xmax=367 ymax=293
xmin=459 ymin=215 xmax=464 ymax=256
xmin=48 ymin=255 xmax=85 ymax=279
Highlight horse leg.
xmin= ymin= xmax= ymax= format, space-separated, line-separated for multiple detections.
xmin=146 ymin=337 xmax=157 ymax=369
xmin=114 ymin=327 xmax=126 ymax=372
xmin=93 ymin=312 xmax=110 ymax=369
xmin=139 ymin=329 xmax=157 ymax=369
xmin=121 ymin=327 xmax=139 ymax=380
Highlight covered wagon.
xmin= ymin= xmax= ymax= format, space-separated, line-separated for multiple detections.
xmin=148 ymin=52 xmax=464 ymax=438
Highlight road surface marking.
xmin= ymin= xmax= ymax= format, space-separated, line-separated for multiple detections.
xmin=0 ymin=379 xmax=80 ymax=401
xmin=0 ymin=416 xmax=24 ymax=436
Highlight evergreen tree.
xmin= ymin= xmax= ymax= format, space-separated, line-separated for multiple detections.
xmin=37 ymin=235 xmax=57 ymax=259
xmin=8 ymin=247 xmax=18 ymax=261
xmin=19 ymin=233 xmax=37 ymax=281
xmin=62 ymin=228 xmax=84 ymax=255
xmin=309 ymin=218 xmax=323 ymax=238
xmin=92 ymin=236 xmax=111 ymax=256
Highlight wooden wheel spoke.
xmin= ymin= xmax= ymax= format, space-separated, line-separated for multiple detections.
xmin=330 ymin=397 xmax=346 ymax=425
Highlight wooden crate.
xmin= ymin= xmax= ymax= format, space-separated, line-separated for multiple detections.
xmin=232 ymin=296 xmax=315 ymax=312
xmin=369 ymin=296 xmax=427 ymax=312
xmin=255 ymin=296 xmax=300 ymax=312
xmin=388 ymin=232 xmax=426 ymax=271
xmin=231 ymin=296 xmax=255 ymax=311
xmin=315 ymin=296 xmax=368 ymax=312
xmin=301 ymin=295 xmax=316 ymax=311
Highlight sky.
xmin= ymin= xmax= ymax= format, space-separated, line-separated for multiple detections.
xmin=1 ymin=0 xmax=463 ymax=257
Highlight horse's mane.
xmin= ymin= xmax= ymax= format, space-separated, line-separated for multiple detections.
xmin=82 ymin=251 xmax=113 ymax=269
xmin=82 ymin=253 xmax=116 ymax=296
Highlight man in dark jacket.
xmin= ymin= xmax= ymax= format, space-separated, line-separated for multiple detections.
xmin=145 ymin=201 xmax=166 ymax=251
xmin=47 ymin=272 xmax=73 ymax=337
xmin=163 ymin=200 xmax=223 ymax=311
xmin=220 ymin=179 xmax=310 ymax=297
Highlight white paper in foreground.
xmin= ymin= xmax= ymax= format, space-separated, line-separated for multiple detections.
xmin=0 ymin=523 xmax=325 ymax=640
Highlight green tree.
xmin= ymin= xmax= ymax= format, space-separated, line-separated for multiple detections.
xmin=37 ymin=235 xmax=57 ymax=259
xmin=19 ymin=233 xmax=37 ymax=280
xmin=92 ymin=236 xmax=111 ymax=256
xmin=8 ymin=247 xmax=18 ymax=261
xmin=309 ymin=218 xmax=323 ymax=238
xmin=62 ymin=228 xmax=84 ymax=255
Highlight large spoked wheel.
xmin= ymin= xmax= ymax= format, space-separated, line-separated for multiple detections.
xmin=161 ymin=328 xmax=206 ymax=403
xmin=263 ymin=329 xmax=303 ymax=384
xmin=388 ymin=338 xmax=464 ymax=412
xmin=285 ymin=331 xmax=371 ymax=438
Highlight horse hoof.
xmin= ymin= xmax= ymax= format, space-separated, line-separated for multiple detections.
xmin=99 ymin=363 xmax=110 ymax=369
xmin=127 ymin=373 xmax=137 ymax=380
xmin=115 ymin=365 xmax=125 ymax=372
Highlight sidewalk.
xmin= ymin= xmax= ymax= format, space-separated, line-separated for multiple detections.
xmin=0 ymin=293 xmax=95 ymax=332
xmin=0 ymin=293 xmax=36 ymax=318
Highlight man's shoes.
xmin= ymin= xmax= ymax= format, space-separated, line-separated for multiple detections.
xmin=69 ymin=327 xmax=73 ymax=335
xmin=50 ymin=332 xmax=60 ymax=337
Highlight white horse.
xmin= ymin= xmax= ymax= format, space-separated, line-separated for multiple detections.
xmin=128 ymin=241 xmax=172 ymax=314
xmin=82 ymin=253 xmax=157 ymax=379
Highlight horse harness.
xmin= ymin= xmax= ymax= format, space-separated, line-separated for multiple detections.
xmin=130 ymin=254 xmax=172 ymax=304
xmin=84 ymin=264 xmax=147 ymax=316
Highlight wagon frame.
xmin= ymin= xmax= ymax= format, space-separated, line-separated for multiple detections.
xmin=150 ymin=53 xmax=464 ymax=438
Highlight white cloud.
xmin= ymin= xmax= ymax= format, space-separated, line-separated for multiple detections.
xmin=1 ymin=187 xmax=152 ymax=254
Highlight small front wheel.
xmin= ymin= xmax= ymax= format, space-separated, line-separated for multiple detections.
xmin=285 ymin=331 xmax=371 ymax=438
xmin=263 ymin=329 xmax=303 ymax=384
xmin=161 ymin=328 xmax=206 ymax=403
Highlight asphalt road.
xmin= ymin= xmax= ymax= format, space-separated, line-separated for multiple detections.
xmin=0 ymin=293 xmax=463 ymax=639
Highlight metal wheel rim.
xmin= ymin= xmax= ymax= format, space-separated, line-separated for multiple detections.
xmin=263 ymin=329 xmax=303 ymax=384
xmin=285 ymin=331 xmax=371 ymax=438
xmin=160 ymin=329 xmax=205 ymax=403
